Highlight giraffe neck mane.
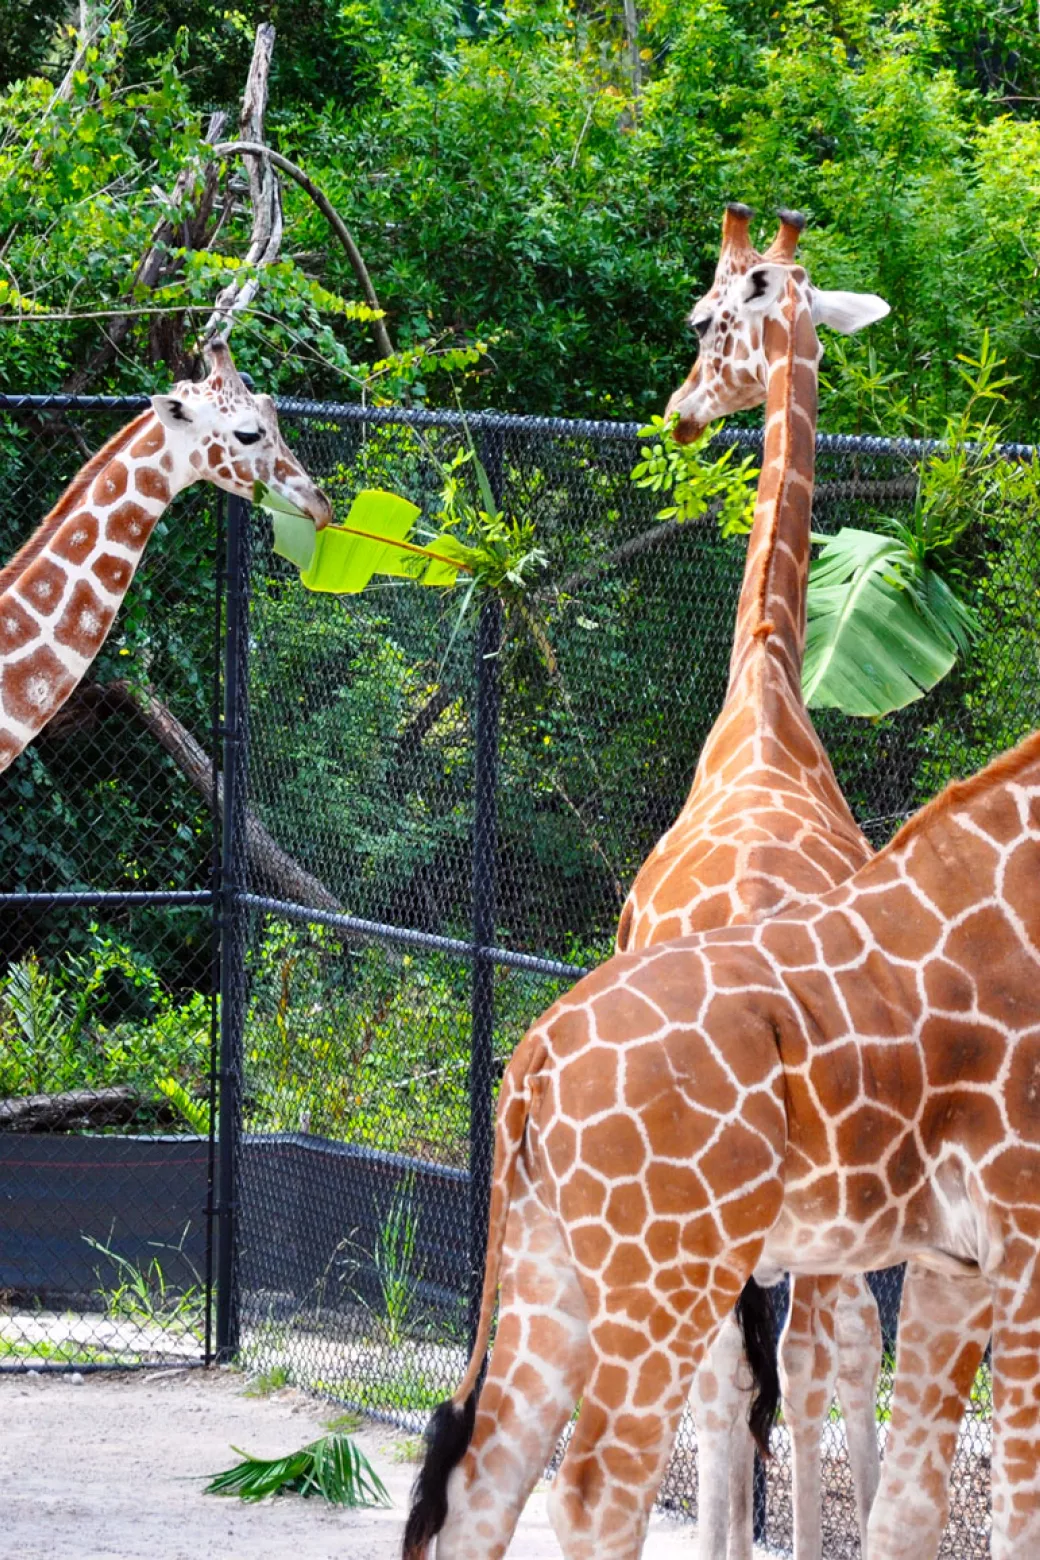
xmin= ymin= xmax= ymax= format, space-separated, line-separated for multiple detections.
xmin=882 ymin=727 xmax=1040 ymax=855
xmin=729 ymin=277 xmax=816 ymax=688
xmin=0 ymin=410 xmax=156 ymax=596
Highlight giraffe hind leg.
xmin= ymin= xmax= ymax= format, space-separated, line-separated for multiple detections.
xmin=432 ymin=1148 xmax=591 ymax=1560
xmin=691 ymin=1310 xmax=756 ymax=1560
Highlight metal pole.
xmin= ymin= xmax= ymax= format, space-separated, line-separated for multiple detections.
xmin=204 ymin=491 xmax=227 ymax=1368
xmin=215 ymin=492 xmax=251 ymax=1362
xmin=467 ymin=429 xmax=505 ymax=1353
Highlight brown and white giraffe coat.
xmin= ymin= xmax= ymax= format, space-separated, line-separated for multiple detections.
xmin=616 ymin=203 xmax=888 ymax=1560
xmin=0 ymin=342 xmax=330 ymax=774
xmin=423 ymin=728 xmax=1040 ymax=1560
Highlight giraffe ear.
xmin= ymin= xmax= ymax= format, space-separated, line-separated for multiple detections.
xmin=811 ymin=289 xmax=890 ymax=335
xmin=151 ymin=394 xmax=195 ymax=429
xmin=742 ymin=263 xmax=790 ymax=312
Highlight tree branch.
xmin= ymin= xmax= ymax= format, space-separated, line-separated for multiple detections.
xmin=49 ymin=682 xmax=346 ymax=920
xmin=205 ymin=25 xmax=282 ymax=341
xmin=61 ymin=110 xmax=228 ymax=393
xmin=213 ymin=140 xmax=395 ymax=362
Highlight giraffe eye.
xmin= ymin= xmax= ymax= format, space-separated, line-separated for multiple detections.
xmin=691 ymin=315 xmax=712 ymax=339
xmin=234 ymin=429 xmax=263 ymax=446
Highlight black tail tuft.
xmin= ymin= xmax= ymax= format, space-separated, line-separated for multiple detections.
xmin=735 ymin=1276 xmax=780 ymax=1459
xmin=402 ymin=1393 xmax=477 ymax=1560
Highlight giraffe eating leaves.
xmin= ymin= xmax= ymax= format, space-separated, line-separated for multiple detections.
xmin=0 ymin=340 xmax=331 ymax=774
xmin=625 ymin=201 xmax=889 ymax=1560
xmin=406 ymin=724 xmax=1040 ymax=1560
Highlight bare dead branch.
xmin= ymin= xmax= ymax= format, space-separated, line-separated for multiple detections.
xmin=205 ymin=25 xmax=282 ymax=341
xmin=50 ymin=681 xmax=346 ymax=921
xmin=214 ymin=140 xmax=395 ymax=361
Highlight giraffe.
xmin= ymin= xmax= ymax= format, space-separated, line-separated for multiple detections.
xmin=0 ymin=340 xmax=330 ymax=775
xmin=405 ymin=723 xmax=1040 ymax=1560
xmin=615 ymin=201 xmax=889 ymax=1559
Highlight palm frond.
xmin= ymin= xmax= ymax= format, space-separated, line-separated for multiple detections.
xmin=205 ymin=1433 xmax=391 ymax=1507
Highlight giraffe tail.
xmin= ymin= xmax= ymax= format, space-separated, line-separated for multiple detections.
xmin=402 ymin=1031 xmax=547 ymax=1560
xmin=735 ymin=1276 xmax=781 ymax=1458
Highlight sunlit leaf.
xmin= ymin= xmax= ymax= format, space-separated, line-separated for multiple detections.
xmin=803 ymin=527 xmax=966 ymax=717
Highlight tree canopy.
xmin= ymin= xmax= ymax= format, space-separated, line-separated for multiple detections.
xmin=1 ymin=0 xmax=1039 ymax=437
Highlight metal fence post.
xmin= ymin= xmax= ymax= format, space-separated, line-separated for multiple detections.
xmin=215 ymin=492 xmax=251 ymax=1362
xmin=467 ymin=429 xmax=505 ymax=1353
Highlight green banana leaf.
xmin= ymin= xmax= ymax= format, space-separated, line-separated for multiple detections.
xmin=803 ymin=527 xmax=961 ymax=717
xmin=256 ymin=483 xmax=478 ymax=592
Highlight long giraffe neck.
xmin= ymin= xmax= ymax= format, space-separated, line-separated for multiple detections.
xmin=0 ymin=411 xmax=184 ymax=773
xmin=727 ymin=281 xmax=818 ymax=696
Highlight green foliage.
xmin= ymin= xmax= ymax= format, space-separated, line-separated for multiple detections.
xmin=84 ymin=1231 xmax=205 ymax=1338
xmin=205 ymin=1433 xmax=390 ymax=1506
xmin=803 ymin=527 xmax=965 ymax=717
xmin=630 ymin=416 xmax=759 ymax=537
xmin=0 ymin=932 xmax=209 ymax=1109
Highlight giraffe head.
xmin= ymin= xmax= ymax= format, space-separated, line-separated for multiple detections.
xmin=666 ymin=203 xmax=890 ymax=443
xmin=150 ymin=341 xmax=333 ymax=526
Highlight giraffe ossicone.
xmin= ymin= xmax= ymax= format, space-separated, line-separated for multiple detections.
xmin=406 ymin=725 xmax=1040 ymax=1560
xmin=0 ymin=340 xmax=331 ymax=774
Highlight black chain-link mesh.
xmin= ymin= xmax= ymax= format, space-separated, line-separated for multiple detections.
xmin=0 ymin=398 xmax=219 ymax=1371
xmin=3 ymin=395 xmax=1033 ymax=1551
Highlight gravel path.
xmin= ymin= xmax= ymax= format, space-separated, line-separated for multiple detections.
xmin=0 ymin=1368 xmax=776 ymax=1558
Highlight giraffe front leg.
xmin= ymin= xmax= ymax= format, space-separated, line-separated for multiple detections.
xmin=866 ymin=1259 xmax=991 ymax=1560
xmin=778 ymin=1274 xmax=840 ymax=1560
xmin=437 ymin=1153 xmax=591 ymax=1560
xmin=832 ymin=1273 xmax=882 ymax=1554
xmin=690 ymin=1311 xmax=755 ymax=1560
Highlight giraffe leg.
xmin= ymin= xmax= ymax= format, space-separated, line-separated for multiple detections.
xmin=690 ymin=1312 xmax=755 ymax=1560
xmin=832 ymin=1274 xmax=882 ymax=1554
xmin=984 ymin=1244 xmax=1040 ymax=1560
xmin=866 ymin=1260 xmax=991 ymax=1560
xmin=778 ymin=1274 xmax=840 ymax=1560
xmin=437 ymin=1151 xmax=591 ymax=1560
xmin=546 ymin=1320 xmax=704 ymax=1560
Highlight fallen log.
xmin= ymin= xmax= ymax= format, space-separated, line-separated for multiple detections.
xmin=0 ymin=1086 xmax=174 ymax=1133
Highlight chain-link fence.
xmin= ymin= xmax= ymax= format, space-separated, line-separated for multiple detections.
xmin=0 ymin=394 xmax=223 ymax=1372
xmin=3 ymin=395 xmax=1036 ymax=1553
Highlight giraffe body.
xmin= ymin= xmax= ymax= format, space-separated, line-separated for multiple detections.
xmin=616 ymin=204 xmax=888 ymax=1557
xmin=0 ymin=341 xmax=330 ymax=773
xmin=411 ymin=728 xmax=1040 ymax=1560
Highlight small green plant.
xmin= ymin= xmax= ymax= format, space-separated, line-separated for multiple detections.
xmin=244 ymin=1364 xmax=291 ymax=1397
xmin=205 ymin=1433 xmax=390 ymax=1506
xmin=324 ymin=1410 xmax=364 ymax=1434
xmin=155 ymin=1075 xmax=210 ymax=1134
xmin=84 ymin=1231 xmax=205 ymax=1339
xmin=370 ymin=1178 xmax=422 ymax=1348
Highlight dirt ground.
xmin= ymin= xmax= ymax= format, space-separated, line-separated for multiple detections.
xmin=0 ymin=1367 xmax=770 ymax=1559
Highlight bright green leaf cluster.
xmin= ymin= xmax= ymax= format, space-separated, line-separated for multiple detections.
xmin=630 ymin=416 xmax=759 ymax=538
xmin=206 ymin=1433 xmax=391 ymax=1507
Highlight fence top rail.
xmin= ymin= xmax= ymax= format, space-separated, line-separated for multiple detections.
xmin=0 ymin=391 xmax=1036 ymax=462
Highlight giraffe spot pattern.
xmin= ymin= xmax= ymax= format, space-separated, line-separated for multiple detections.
xmin=51 ymin=511 xmax=99 ymax=565
xmin=15 ymin=556 xmax=67 ymax=616
xmin=92 ymin=460 xmax=128 ymax=506
xmin=2 ymin=643 xmax=76 ymax=729
xmin=134 ymin=465 xmax=170 ymax=502
xmin=53 ymin=579 xmax=115 ymax=657
xmin=0 ymin=595 xmax=39 ymax=655
xmin=105 ymin=502 xmax=156 ymax=550
xmin=92 ymin=554 xmax=134 ymax=594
